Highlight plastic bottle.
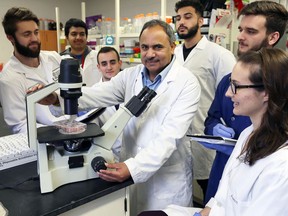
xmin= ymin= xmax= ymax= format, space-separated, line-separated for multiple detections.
xmin=122 ymin=17 xmax=129 ymax=34
xmin=101 ymin=16 xmax=106 ymax=36
xmin=96 ymin=18 xmax=102 ymax=35
xmin=146 ymin=13 xmax=153 ymax=22
xmin=105 ymin=17 xmax=113 ymax=35
xmin=139 ymin=14 xmax=145 ymax=32
xmin=111 ymin=18 xmax=115 ymax=34
xmin=127 ymin=18 xmax=134 ymax=33
xmin=133 ymin=15 xmax=138 ymax=34
xmin=39 ymin=18 xmax=45 ymax=30
xmin=152 ymin=12 xmax=159 ymax=20
xmin=166 ymin=16 xmax=175 ymax=32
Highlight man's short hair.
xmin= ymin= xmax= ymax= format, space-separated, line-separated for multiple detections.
xmin=97 ymin=46 xmax=120 ymax=63
xmin=139 ymin=19 xmax=176 ymax=45
xmin=64 ymin=18 xmax=88 ymax=37
xmin=174 ymin=0 xmax=204 ymax=17
xmin=238 ymin=1 xmax=288 ymax=42
xmin=2 ymin=7 xmax=39 ymax=36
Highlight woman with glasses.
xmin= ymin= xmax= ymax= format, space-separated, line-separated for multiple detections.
xmin=140 ymin=48 xmax=288 ymax=216
xmin=197 ymin=47 xmax=288 ymax=215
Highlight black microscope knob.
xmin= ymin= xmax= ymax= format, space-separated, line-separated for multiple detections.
xmin=91 ymin=156 xmax=107 ymax=172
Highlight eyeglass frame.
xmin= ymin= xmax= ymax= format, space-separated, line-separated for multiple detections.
xmin=229 ymin=77 xmax=264 ymax=94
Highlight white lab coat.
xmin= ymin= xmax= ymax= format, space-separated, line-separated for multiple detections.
xmin=76 ymin=59 xmax=201 ymax=214
xmin=0 ymin=51 xmax=64 ymax=133
xmin=174 ymin=36 xmax=236 ymax=179
xmin=62 ymin=49 xmax=101 ymax=87
xmin=80 ymin=49 xmax=102 ymax=87
xmin=209 ymin=125 xmax=288 ymax=215
xmin=163 ymin=125 xmax=288 ymax=216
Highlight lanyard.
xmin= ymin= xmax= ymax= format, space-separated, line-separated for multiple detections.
xmin=81 ymin=54 xmax=85 ymax=69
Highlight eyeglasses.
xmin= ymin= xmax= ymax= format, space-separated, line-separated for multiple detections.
xmin=229 ymin=78 xmax=264 ymax=94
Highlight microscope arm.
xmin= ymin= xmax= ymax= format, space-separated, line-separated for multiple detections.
xmin=26 ymin=82 xmax=59 ymax=150
xmin=92 ymin=106 xmax=133 ymax=150
xmin=93 ymin=86 xmax=157 ymax=151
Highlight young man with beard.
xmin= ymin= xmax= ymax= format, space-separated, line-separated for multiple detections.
xmin=203 ymin=0 xmax=288 ymax=205
xmin=0 ymin=7 xmax=64 ymax=134
xmin=173 ymin=0 xmax=236 ymax=202
xmin=61 ymin=18 xmax=101 ymax=87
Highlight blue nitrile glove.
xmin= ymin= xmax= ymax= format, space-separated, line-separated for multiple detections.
xmin=213 ymin=123 xmax=235 ymax=138
xmin=200 ymin=142 xmax=234 ymax=155
xmin=193 ymin=212 xmax=201 ymax=216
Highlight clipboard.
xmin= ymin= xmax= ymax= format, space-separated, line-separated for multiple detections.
xmin=75 ymin=107 xmax=106 ymax=123
xmin=187 ymin=134 xmax=237 ymax=146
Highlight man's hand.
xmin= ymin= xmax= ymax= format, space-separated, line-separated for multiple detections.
xmin=98 ymin=162 xmax=131 ymax=182
xmin=27 ymin=83 xmax=58 ymax=105
xmin=199 ymin=207 xmax=211 ymax=216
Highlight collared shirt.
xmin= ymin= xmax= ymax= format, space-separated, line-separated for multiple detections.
xmin=60 ymin=46 xmax=91 ymax=68
xmin=141 ymin=55 xmax=175 ymax=90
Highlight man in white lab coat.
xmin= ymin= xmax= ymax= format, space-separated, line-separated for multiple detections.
xmin=174 ymin=0 xmax=236 ymax=200
xmin=0 ymin=7 xmax=64 ymax=134
xmin=95 ymin=46 xmax=122 ymax=160
xmin=32 ymin=20 xmax=201 ymax=215
xmin=60 ymin=18 xmax=101 ymax=87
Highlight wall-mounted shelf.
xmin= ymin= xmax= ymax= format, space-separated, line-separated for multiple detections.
xmin=87 ymin=34 xmax=103 ymax=40
xmin=121 ymin=57 xmax=141 ymax=63
xmin=119 ymin=33 xmax=139 ymax=38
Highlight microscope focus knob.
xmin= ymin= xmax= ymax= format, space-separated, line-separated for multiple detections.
xmin=91 ymin=156 xmax=107 ymax=172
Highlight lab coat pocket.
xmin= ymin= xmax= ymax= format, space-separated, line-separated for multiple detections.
xmin=153 ymin=163 xmax=187 ymax=200
xmin=230 ymin=194 xmax=251 ymax=216
xmin=236 ymin=200 xmax=251 ymax=216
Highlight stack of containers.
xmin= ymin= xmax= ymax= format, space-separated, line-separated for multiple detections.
xmin=123 ymin=39 xmax=136 ymax=58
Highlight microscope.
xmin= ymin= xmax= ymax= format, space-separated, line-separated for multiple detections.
xmin=26 ymin=58 xmax=156 ymax=193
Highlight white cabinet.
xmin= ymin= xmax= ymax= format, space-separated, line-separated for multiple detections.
xmin=59 ymin=187 xmax=130 ymax=216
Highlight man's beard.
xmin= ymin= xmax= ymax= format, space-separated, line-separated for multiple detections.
xmin=177 ymin=23 xmax=199 ymax=40
xmin=237 ymin=37 xmax=269 ymax=57
xmin=14 ymin=36 xmax=41 ymax=58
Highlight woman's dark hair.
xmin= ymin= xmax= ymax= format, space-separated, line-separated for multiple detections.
xmin=238 ymin=48 xmax=288 ymax=165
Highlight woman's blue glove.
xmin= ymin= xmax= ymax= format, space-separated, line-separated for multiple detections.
xmin=193 ymin=213 xmax=201 ymax=216
xmin=213 ymin=123 xmax=235 ymax=138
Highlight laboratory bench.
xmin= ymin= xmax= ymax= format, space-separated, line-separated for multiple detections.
xmin=0 ymin=161 xmax=133 ymax=216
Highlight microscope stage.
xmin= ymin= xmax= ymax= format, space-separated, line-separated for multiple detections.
xmin=37 ymin=123 xmax=104 ymax=143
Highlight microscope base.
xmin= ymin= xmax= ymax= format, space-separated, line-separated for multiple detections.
xmin=38 ymin=143 xmax=114 ymax=193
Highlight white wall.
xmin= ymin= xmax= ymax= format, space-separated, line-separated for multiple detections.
xmin=85 ymin=0 xmax=178 ymax=20
xmin=0 ymin=0 xmax=179 ymax=64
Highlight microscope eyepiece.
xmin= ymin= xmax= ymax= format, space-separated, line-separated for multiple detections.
xmin=59 ymin=58 xmax=82 ymax=84
xmin=125 ymin=87 xmax=157 ymax=117
xmin=59 ymin=58 xmax=83 ymax=115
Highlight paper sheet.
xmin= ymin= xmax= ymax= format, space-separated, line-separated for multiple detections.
xmin=0 ymin=133 xmax=37 ymax=170
xmin=0 ymin=202 xmax=8 ymax=216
